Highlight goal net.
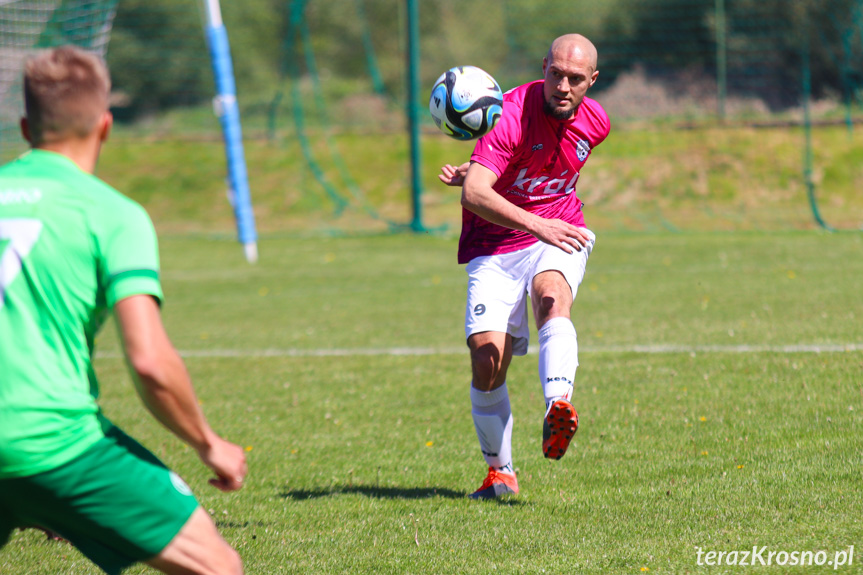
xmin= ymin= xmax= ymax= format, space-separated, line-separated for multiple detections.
xmin=0 ymin=0 xmax=257 ymax=258
xmin=0 ymin=0 xmax=118 ymax=160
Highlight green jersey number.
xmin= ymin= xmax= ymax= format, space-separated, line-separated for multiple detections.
xmin=0 ymin=218 xmax=43 ymax=308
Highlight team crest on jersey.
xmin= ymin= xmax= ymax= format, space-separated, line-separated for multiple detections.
xmin=170 ymin=471 xmax=194 ymax=496
xmin=576 ymin=140 xmax=591 ymax=162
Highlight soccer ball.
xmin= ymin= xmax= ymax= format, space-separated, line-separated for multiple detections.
xmin=429 ymin=65 xmax=503 ymax=141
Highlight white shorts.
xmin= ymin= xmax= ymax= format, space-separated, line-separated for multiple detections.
xmin=464 ymin=229 xmax=596 ymax=356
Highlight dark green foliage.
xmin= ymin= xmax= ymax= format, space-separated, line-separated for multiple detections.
xmin=590 ymin=0 xmax=863 ymax=109
xmin=600 ymin=0 xmax=715 ymax=82
xmin=719 ymin=0 xmax=863 ymax=107
xmin=4 ymin=0 xmax=858 ymax=127
xmin=101 ymin=0 xmax=863 ymax=118
xmin=107 ymin=0 xmax=212 ymax=119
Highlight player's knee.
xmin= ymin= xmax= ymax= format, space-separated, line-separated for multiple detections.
xmin=202 ymin=536 xmax=243 ymax=575
xmin=220 ymin=546 xmax=243 ymax=575
xmin=537 ymin=295 xmax=558 ymax=317
xmin=199 ymin=542 xmax=243 ymax=575
xmin=151 ymin=508 xmax=244 ymax=575
xmin=533 ymin=292 xmax=571 ymax=326
xmin=532 ymin=272 xmax=573 ymax=321
xmin=470 ymin=344 xmax=503 ymax=387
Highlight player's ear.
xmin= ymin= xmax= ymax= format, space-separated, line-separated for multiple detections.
xmin=98 ymin=111 xmax=112 ymax=143
xmin=589 ymin=70 xmax=599 ymax=88
xmin=20 ymin=117 xmax=32 ymax=145
xmin=542 ymin=56 xmax=548 ymax=76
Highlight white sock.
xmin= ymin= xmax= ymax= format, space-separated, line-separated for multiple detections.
xmin=470 ymin=383 xmax=514 ymax=472
xmin=538 ymin=317 xmax=578 ymax=408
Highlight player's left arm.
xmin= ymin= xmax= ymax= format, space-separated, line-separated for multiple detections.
xmin=114 ymin=294 xmax=247 ymax=492
xmin=96 ymin=194 xmax=245 ymax=489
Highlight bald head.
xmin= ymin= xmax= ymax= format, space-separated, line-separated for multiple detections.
xmin=541 ymin=34 xmax=599 ymax=120
xmin=547 ymin=34 xmax=598 ymax=74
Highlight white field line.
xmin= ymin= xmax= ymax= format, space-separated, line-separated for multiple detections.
xmin=95 ymin=343 xmax=863 ymax=359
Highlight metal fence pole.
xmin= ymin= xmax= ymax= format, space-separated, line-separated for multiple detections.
xmin=406 ymin=0 xmax=426 ymax=232
xmin=801 ymin=24 xmax=832 ymax=231
xmin=715 ymin=0 xmax=727 ymax=120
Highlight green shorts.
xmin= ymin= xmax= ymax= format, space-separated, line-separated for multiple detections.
xmin=0 ymin=424 xmax=199 ymax=575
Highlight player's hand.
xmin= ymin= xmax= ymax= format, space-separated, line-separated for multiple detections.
xmin=198 ymin=437 xmax=248 ymax=492
xmin=529 ymin=218 xmax=590 ymax=254
xmin=438 ymin=162 xmax=470 ymax=187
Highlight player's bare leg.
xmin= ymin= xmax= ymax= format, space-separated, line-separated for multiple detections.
xmin=146 ymin=507 xmax=243 ymax=575
xmin=532 ymin=271 xmax=580 ymax=460
xmin=532 ymin=270 xmax=573 ymax=327
xmin=468 ymin=331 xmax=513 ymax=393
xmin=467 ymin=332 xmax=519 ymax=498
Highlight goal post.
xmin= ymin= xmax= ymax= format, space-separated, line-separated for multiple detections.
xmin=200 ymin=0 xmax=258 ymax=262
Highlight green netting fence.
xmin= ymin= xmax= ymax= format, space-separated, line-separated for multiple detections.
xmin=0 ymin=1 xmax=118 ymax=153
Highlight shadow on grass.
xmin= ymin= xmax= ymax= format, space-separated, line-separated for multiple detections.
xmin=279 ymin=484 xmax=523 ymax=506
xmin=280 ymin=485 xmax=463 ymax=500
xmin=214 ymin=520 xmax=272 ymax=529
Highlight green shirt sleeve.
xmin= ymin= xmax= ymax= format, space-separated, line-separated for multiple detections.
xmin=96 ymin=197 xmax=163 ymax=308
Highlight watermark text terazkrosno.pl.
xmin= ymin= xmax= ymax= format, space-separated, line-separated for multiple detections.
xmin=696 ymin=546 xmax=854 ymax=568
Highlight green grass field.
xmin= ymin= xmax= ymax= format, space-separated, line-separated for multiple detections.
xmin=2 ymin=231 xmax=861 ymax=574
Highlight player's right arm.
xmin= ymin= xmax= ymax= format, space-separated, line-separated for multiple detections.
xmin=461 ymin=162 xmax=590 ymax=253
xmin=114 ymin=294 xmax=247 ymax=492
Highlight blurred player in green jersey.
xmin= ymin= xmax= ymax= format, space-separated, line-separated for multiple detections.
xmin=0 ymin=46 xmax=246 ymax=575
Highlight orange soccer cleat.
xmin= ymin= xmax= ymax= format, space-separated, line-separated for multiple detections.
xmin=468 ymin=467 xmax=519 ymax=500
xmin=542 ymin=399 xmax=579 ymax=460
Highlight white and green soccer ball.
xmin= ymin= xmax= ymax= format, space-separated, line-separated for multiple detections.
xmin=429 ymin=65 xmax=503 ymax=141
